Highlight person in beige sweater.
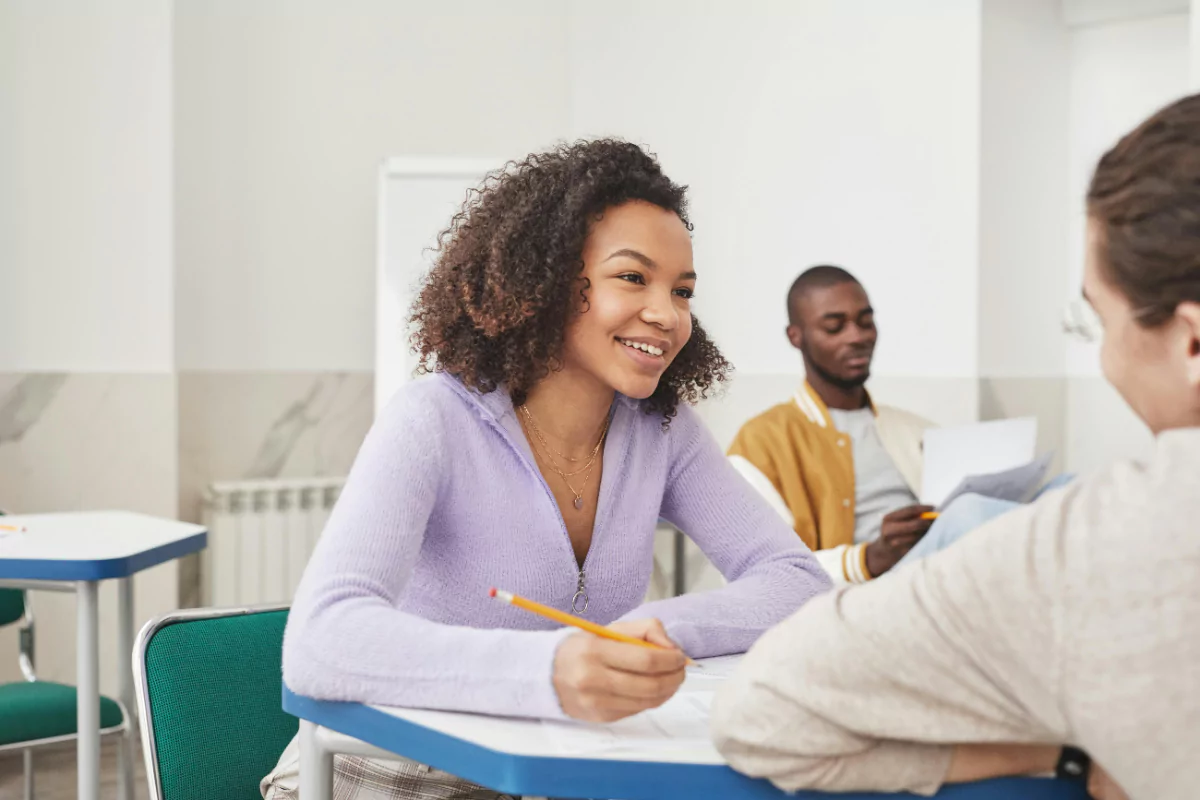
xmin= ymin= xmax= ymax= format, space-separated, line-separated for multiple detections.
xmin=712 ymin=94 xmax=1200 ymax=800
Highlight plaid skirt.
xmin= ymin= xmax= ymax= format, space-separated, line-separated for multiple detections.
xmin=261 ymin=733 xmax=519 ymax=800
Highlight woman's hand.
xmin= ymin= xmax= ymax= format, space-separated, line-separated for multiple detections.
xmin=552 ymin=618 xmax=687 ymax=723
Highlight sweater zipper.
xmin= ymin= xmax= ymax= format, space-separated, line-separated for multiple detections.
xmin=572 ymin=567 xmax=589 ymax=615
xmin=482 ymin=415 xmax=596 ymax=616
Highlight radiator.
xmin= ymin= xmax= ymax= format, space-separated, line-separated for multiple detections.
xmin=201 ymin=477 xmax=345 ymax=607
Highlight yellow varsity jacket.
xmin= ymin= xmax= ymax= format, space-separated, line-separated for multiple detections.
xmin=727 ymin=383 xmax=931 ymax=583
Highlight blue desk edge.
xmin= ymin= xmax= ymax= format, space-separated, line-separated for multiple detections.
xmin=281 ymin=686 xmax=1087 ymax=800
xmin=0 ymin=531 xmax=207 ymax=581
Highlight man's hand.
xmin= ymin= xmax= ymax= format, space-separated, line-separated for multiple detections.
xmin=864 ymin=504 xmax=936 ymax=577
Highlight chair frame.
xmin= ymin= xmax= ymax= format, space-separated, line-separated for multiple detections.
xmin=0 ymin=588 xmax=131 ymax=800
xmin=133 ymin=603 xmax=290 ymax=800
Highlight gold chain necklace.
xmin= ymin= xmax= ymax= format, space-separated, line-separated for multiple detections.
xmin=519 ymin=405 xmax=611 ymax=511
xmin=519 ymin=404 xmax=609 ymax=463
xmin=518 ymin=405 xmax=609 ymax=470
xmin=520 ymin=405 xmax=602 ymax=478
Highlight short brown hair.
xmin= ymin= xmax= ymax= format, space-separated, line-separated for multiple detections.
xmin=1088 ymin=93 xmax=1200 ymax=326
xmin=409 ymin=139 xmax=731 ymax=423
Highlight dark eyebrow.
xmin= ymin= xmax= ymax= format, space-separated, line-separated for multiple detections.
xmin=606 ymin=249 xmax=697 ymax=281
xmin=821 ymin=306 xmax=873 ymax=321
xmin=604 ymin=248 xmax=657 ymax=269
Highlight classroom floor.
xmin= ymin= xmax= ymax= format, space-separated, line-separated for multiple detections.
xmin=0 ymin=737 xmax=148 ymax=800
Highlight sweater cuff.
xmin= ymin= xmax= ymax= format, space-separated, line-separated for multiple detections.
xmin=524 ymin=627 xmax=577 ymax=719
xmin=844 ymin=542 xmax=872 ymax=584
xmin=813 ymin=545 xmax=850 ymax=586
xmin=851 ymin=740 xmax=955 ymax=796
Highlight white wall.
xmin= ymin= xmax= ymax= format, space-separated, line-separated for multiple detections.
xmin=569 ymin=0 xmax=982 ymax=385
xmin=0 ymin=0 xmax=174 ymax=372
xmin=1066 ymin=11 xmax=1191 ymax=378
xmin=0 ymin=0 xmax=178 ymax=697
xmin=1193 ymin=0 xmax=1200 ymax=82
xmin=1064 ymin=0 xmax=1188 ymax=27
xmin=979 ymin=0 xmax=1070 ymax=379
xmin=173 ymin=0 xmax=571 ymax=372
xmin=1062 ymin=11 xmax=1189 ymax=471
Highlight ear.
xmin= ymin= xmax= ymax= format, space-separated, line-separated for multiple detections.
xmin=1178 ymin=301 xmax=1200 ymax=387
xmin=786 ymin=324 xmax=803 ymax=351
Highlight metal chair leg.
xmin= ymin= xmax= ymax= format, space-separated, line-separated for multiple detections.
xmin=23 ymin=749 xmax=34 ymax=800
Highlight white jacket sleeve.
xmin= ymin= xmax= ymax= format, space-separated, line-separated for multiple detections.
xmin=729 ymin=455 xmax=864 ymax=586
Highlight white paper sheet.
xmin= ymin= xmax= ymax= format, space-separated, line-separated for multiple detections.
xmin=937 ymin=450 xmax=1054 ymax=510
xmin=544 ymin=656 xmax=739 ymax=759
xmin=920 ymin=418 xmax=1038 ymax=506
xmin=686 ymin=654 xmax=740 ymax=679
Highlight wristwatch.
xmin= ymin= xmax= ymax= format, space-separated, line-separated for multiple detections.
xmin=1055 ymin=746 xmax=1091 ymax=782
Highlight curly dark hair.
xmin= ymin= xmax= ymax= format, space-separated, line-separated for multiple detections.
xmin=410 ymin=138 xmax=731 ymax=423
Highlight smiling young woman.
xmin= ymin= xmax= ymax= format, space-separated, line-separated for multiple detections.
xmin=260 ymin=139 xmax=831 ymax=800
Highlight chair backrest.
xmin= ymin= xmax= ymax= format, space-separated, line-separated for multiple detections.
xmin=0 ymin=589 xmax=24 ymax=629
xmin=135 ymin=606 xmax=297 ymax=800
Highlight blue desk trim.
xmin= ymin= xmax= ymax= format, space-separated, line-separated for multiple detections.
xmin=282 ymin=687 xmax=1087 ymax=800
xmin=0 ymin=531 xmax=207 ymax=581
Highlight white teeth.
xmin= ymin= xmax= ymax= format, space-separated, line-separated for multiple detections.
xmin=619 ymin=339 xmax=664 ymax=357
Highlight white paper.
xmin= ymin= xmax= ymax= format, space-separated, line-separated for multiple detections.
xmin=685 ymin=654 xmax=740 ymax=679
xmin=545 ymin=656 xmax=739 ymax=758
xmin=549 ymin=692 xmax=715 ymax=756
xmin=920 ymin=418 xmax=1038 ymax=506
xmin=937 ymin=450 xmax=1054 ymax=510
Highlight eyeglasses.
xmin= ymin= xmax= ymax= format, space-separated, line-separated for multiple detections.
xmin=1062 ymin=300 xmax=1103 ymax=343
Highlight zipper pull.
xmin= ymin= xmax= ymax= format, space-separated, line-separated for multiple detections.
xmin=572 ymin=568 xmax=589 ymax=615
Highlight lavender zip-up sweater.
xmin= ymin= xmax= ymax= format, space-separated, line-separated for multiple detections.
xmin=283 ymin=373 xmax=831 ymax=719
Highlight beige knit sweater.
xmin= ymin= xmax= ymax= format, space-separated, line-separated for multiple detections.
xmin=712 ymin=428 xmax=1200 ymax=799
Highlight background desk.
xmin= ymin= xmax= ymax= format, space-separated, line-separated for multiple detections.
xmin=284 ymin=686 xmax=1088 ymax=800
xmin=0 ymin=511 xmax=207 ymax=800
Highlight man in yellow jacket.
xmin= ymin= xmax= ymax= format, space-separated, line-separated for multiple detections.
xmin=729 ymin=266 xmax=1021 ymax=584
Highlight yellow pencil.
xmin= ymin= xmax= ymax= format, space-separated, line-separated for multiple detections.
xmin=0 ymin=524 xmax=25 ymax=533
xmin=920 ymin=512 xmax=940 ymax=521
xmin=489 ymin=587 xmax=697 ymax=666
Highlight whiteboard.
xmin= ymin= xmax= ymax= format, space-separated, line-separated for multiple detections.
xmin=375 ymin=157 xmax=498 ymax=415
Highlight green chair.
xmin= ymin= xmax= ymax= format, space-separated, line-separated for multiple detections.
xmin=0 ymin=588 xmax=129 ymax=800
xmin=134 ymin=605 xmax=296 ymax=800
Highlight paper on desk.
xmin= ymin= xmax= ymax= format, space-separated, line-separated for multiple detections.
xmin=686 ymin=654 xmax=740 ymax=680
xmin=920 ymin=418 xmax=1037 ymax=507
xmin=936 ymin=450 xmax=1054 ymax=510
xmin=546 ymin=655 xmax=740 ymax=759
xmin=548 ymin=691 xmax=715 ymax=757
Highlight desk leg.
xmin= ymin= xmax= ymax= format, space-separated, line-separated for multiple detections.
xmin=77 ymin=580 xmax=100 ymax=800
xmin=117 ymin=577 xmax=135 ymax=800
xmin=300 ymin=721 xmax=333 ymax=800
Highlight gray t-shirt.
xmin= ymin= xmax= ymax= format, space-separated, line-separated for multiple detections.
xmin=827 ymin=407 xmax=918 ymax=544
